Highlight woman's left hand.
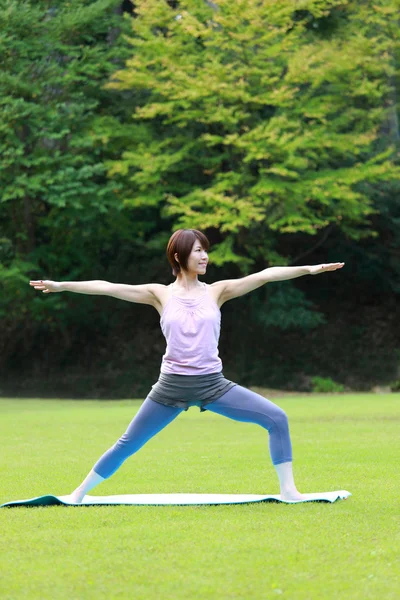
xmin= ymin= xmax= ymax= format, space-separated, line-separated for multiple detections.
xmin=308 ymin=263 xmax=345 ymax=275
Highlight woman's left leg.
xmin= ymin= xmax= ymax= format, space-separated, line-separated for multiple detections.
xmin=204 ymin=385 xmax=306 ymax=500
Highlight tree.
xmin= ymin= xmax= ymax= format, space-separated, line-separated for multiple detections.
xmin=0 ymin=0 xmax=137 ymax=361
xmin=102 ymin=0 xmax=399 ymax=268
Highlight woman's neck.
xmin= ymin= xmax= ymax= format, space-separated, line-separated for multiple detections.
xmin=174 ymin=275 xmax=203 ymax=291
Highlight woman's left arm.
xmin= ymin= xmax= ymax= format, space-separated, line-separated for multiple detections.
xmin=212 ymin=263 xmax=345 ymax=305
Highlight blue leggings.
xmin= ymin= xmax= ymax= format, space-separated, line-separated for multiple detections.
xmin=93 ymin=385 xmax=293 ymax=479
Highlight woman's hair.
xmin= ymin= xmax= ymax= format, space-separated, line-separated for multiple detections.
xmin=166 ymin=229 xmax=210 ymax=277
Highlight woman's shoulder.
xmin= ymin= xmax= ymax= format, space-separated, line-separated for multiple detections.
xmin=208 ymin=280 xmax=225 ymax=290
xmin=206 ymin=281 xmax=226 ymax=309
xmin=149 ymin=283 xmax=173 ymax=316
xmin=149 ymin=283 xmax=171 ymax=301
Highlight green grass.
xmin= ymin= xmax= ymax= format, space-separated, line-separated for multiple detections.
xmin=1 ymin=393 xmax=399 ymax=600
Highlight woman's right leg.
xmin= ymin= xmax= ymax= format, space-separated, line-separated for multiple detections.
xmin=69 ymin=397 xmax=183 ymax=503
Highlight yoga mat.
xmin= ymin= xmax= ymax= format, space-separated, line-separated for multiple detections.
xmin=0 ymin=490 xmax=351 ymax=508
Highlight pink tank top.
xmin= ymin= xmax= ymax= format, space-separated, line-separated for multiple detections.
xmin=160 ymin=282 xmax=223 ymax=375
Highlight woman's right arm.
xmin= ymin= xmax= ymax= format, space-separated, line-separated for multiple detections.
xmin=29 ymin=280 xmax=165 ymax=309
xmin=29 ymin=280 xmax=110 ymax=295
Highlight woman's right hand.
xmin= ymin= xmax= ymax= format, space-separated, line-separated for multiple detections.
xmin=29 ymin=280 xmax=62 ymax=294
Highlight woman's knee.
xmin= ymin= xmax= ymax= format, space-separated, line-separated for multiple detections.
xmin=271 ymin=408 xmax=289 ymax=434
xmin=110 ymin=434 xmax=133 ymax=456
xmin=246 ymin=389 xmax=289 ymax=427
xmin=275 ymin=407 xmax=288 ymax=421
xmin=271 ymin=404 xmax=288 ymax=422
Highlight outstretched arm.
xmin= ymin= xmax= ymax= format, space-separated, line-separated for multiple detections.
xmin=29 ymin=279 xmax=165 ymax=308
xmin=212 ymin=263 xmax=345 ymax=305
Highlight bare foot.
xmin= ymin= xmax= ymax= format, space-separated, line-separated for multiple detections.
xmin=280 ymin=490 xmax=308 ymax=502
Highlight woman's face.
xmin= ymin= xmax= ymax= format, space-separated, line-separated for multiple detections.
xmin=175 ymin=239 xmax=208 ymax=274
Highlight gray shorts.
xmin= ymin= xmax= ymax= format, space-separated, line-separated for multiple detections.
xmin=148 ymin=371 xmax=237 ymax=412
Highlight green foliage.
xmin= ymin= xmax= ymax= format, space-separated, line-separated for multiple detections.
xmin=0 ymin=0 xmax=137 ymax=329
xmin=390 ymin=380 xmax=400 ymax=392
xmin=311 ymin=376 xmax=345 ymax=393
xmin=102 ymin=0 xmax=399 ymax=265
xmin=1 ymin=0 xmax=399 ymax=392
xmin=249 ymin=281 xmax=327 ymax=331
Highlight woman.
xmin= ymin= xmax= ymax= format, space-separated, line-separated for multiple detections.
xmin=30 ymin=228 xmax=344 ymax=504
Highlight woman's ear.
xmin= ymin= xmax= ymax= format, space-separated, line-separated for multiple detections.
xmin=174 ymin=252 xmax=179 ymax=264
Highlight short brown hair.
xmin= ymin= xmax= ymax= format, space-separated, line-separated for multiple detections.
xmin=166 ymin=229 xmax=210 ymax=277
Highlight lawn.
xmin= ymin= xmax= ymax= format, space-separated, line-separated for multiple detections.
xmin=0 ymin=393 xmax=398 ymax=599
